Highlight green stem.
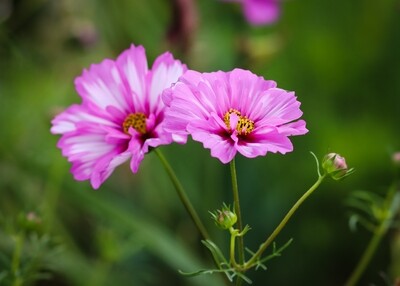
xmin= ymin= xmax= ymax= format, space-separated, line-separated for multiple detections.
xmin=344 ymin=225 xmax=386 ymax=286
xmin=229 ymin=228 xmax=239 ymax=268
xmin=344 ymin=185 xmax=397 ymax=286
xmin=245 ymin=175 xmax=326 ymax=268
xmin=11 ymin=233 xmax=24 ymax=286
xmin=154 ymin=148 xmax=210 ymax=240
xmin=230 ymin=159 xmax=244 ymax=286
xmin=155 ymin=149 xmax=231 ymax=286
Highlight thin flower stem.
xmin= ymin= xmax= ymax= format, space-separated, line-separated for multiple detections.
xmin=245 ymin=175 xmax=326 ymax=269
xmin=229 ymin=228 xmax=239 ymax=268
xmin=154 ymin=148 xmax=210 ymax=240
xmin=11 ymin=233 xmax=24 ymax=286
xmin=155 ymin=149 xmax=231 ymax=286
xmin=344 ymin=184 xmax=397 ymax=286
xmin=229 ymin=159 xmax=245 ymax=286
xmin=344 ymin=225 xmax=386 ymax=286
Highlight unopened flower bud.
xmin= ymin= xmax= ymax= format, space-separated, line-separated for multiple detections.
xmin=17 ymin=211 xmax=43 ymax=234
xmin=392 ymin=152 xmax=400 ymax=165
xmin=322 ymin=153 xmax=354 ymax=180
xmin=211 ymin=204 xmax=237 ymax=230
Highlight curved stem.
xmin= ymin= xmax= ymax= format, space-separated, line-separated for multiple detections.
xmin=245 ymin=175 xmax=326 ymax=268
xmin=230 ymin=159 xmax=245 ymax=286
xmin=229 ymin=228 xmax=239 ymax=268
xmin=154 ymin=148 xmax=210 ymax=240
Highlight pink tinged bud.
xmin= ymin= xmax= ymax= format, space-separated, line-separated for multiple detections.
xmin=17 ymin=212 xmax=43 ymax=234
xmin=392 ymin=152 xmax=400 ymax=165
xmin=322 ymin=153 xmax=354 ymax=180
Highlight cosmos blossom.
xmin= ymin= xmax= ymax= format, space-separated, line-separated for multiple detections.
xmin=224 ymin=0 xmax=280 ymax=26
xmin=162 ymin=68 xmax=308 ymax=164
xmin=51 ymin=44 xmax=186 ymax=189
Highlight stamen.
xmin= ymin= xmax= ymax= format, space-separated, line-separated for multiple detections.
xmin=224 ymin=108 xmax=241 ymax=128
xmin=237 ymin=116 xmax=254 ymax=135
xmin=224 ymin=108 xmax=254 ymax=136
xmin=123 ymin=113 xmax=147 ymax=134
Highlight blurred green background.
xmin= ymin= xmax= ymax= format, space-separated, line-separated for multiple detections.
xmin=1 ymin=0 xmax=399 ymax=285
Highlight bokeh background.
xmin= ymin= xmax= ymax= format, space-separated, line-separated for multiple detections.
xmin=1 ymin=0 xmax=400 ymax=285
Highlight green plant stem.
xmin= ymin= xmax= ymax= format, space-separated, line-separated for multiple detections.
xmin=11 ymin=233 xmax=24 ymax=286
xmin=154 ymin=149 xmax=210 ymax=240
xmin=344 ymin=185 xmax=397 ymax=286
xmin=245 ymin=174 xmax=326 ymax=268
xmin=155 ymin=149 xmax=231 ymax=286
xmin=229 ymin=228 xmax=239 ymax=268
xmin=229 ymin=159 xmax=244 ymax=286
xmin=344 ymin=224 xmax=386 ymax=286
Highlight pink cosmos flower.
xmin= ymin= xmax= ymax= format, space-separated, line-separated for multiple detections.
xmin=51 ymin=44 xmax=186 ymax=189
xmin=224 ymin=0 xmax=280 ymax=26
xmin=163 ymin=68 xmax=308 ymax=164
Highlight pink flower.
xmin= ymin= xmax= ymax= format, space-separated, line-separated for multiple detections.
xmin=51 ymin=44 xmax=186 ymax=189
xmin=163 ymin=68 xmax=308 ymax=163
xmin=225 ymin=0 xmax=280 ymax=26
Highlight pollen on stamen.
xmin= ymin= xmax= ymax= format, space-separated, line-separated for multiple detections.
xmin=223 ymin=108 xmax=254 ymax=136
xmin=224 ymin=108 xmax=241 ymax=129
xmin=123 ymin=113 xmax=147 ymax=135
xmin=237 ymin=116 xmax=254 ymax=135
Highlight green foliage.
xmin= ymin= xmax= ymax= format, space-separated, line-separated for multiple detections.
xmin=180 ymin=239 xmax=293 ymax=284
xmin=0 ymin=213 xmax=62 ymax=286
xmin=347 ymin=188 xmax=400 ymax=233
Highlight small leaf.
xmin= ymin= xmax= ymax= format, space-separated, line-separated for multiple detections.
xmin=255 ymin=263 xmax=267 ymax=271
xmin=201 ymin=240 xmax=228 ymax=267
xmin=389 ymin=192 xmax=400 ymax=216
xmin=233 ymin=272 xmax=253 ymax=284
xmin=179 ymin=268 xmax=225 ymax=277
xmin=348 ymin=213 xmax=376 ymax=232
xmin=179 ymin=267 xmax=237 ymax=282
xmin=259 ymin=238 xmax=293 ymax=264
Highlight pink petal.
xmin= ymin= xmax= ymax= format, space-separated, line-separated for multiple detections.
xmin=148 ymin=52 xmax=187 ymax=114
xmin=243 ymin=0 xmax=280 ymax=26
xmin=51 ymin=104 xmax=117 ymax=134
xmin=91 ymin=151 xmax=131 ymax=189
xmin=128 ymin=137 xmax=145 ymax=173
xmin=278 ymin=119 xmax=308 ymax=136
xmin=116 ymin=44 xmax=148 ymax=113
xmin=75 ymin=60 xmax=130 ymax=114
xmin=187 ymin=117 xmax=236 ymax=164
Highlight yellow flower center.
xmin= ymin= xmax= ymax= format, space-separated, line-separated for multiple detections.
xmin=122 ymin=112 xmax=147 ymax=135
xmin=223 ymin=108 xmax=254 ymax=136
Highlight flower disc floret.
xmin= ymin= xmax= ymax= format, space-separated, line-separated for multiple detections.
xmin=224 ymin=108 xmax=255 ymax=136
xmin=123 ymin=112 xmax=147 ymax=135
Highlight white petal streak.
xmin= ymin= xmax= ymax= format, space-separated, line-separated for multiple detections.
xmin=116 ymin=45 xmax=148 ymax=111
xmin=51 ymin=105 xmax=117 ymax=135
xmin=150 ymin=63 xmax=183 ymax=108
